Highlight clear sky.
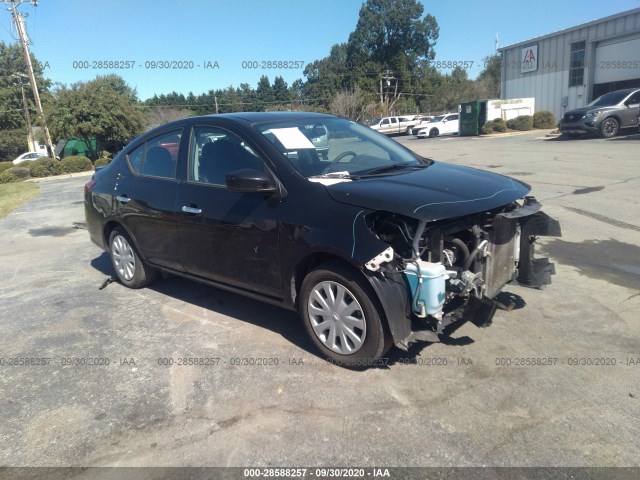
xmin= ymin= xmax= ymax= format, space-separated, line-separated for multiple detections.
xmin=1 ymin=0 xmax=638 ymax=101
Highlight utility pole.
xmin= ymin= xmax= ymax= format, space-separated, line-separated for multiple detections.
xmin=3 ymin=0 xmax=55 ymax=157
xmin=13 ymin=73 xmax=35 ymax=151
xmin=381 ymin=70 xmax=396 ymax=115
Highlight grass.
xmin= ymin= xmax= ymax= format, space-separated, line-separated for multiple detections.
xmin=0 ymin=181 xmax=40 ymax=219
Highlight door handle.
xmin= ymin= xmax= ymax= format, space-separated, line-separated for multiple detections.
xmin=116 ymin=195 xmax=130 ymax=203
xmin=182 ymin=205 xmax=202 ymax=214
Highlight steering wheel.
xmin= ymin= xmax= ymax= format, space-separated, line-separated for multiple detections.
xmin=322 ymin=151 xmax=358 ymax=173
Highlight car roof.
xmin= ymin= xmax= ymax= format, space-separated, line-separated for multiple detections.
xmin=200 ymin=111 xmax=338 ymax=125
xmin=603 ymin=88 xmax=639 ymax=96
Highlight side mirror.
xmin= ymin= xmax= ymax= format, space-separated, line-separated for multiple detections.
xmin=225 ymin=168 xmax=276 ymax=193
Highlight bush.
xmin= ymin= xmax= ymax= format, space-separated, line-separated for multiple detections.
xmin=94 ymin=157 xmax=112 ymax=168
xmin=533 ymin=111 xmax=556 ymax=129
xmin=7 ymin=167 xmax=30 ymax=179
xmin=61 ymin=155 xmax=92 ymax=173
xmin=16 ymin=160 xmax=34 ymax=169
xmin=0 ymin=128 xmax=25 ymax=163
xmin=491 ymin=118 xmax=507 ymax=132
xmin=0 ymin=162 xmax=13 ymax=173
xmin=29 ymin=157 xmax=65 ymax=177
xmin=0 ymin=171 xmax=19 ymax=184
xmin=480 ymin=122 xmax=493 ymax=134
xmin=507 ymin=115 xmax=533 ymax=131
xmin=99 ymin=150 xmax=112 ymax=159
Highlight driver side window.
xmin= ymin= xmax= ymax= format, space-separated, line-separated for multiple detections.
xmin=189 ymin=126 xmax=265 ymax=186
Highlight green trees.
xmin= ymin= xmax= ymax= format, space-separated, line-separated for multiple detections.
xmin=0 ymin=41 xmax=50 ymax=161
xmin=47 ymin=75 xmax=145 ymax=159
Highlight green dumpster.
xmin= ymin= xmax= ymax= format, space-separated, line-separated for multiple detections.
xmin=459 ymin=100 xmax=482 ymax=136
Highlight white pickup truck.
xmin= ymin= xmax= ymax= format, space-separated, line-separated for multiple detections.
xmin=368 ymin=115 xmax=419 ymax=135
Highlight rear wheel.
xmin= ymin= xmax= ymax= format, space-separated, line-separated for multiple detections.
xmin=300 ymin=264 xmax=390 ymax=367
xmin=599 ymin=117 xmax=619 ymax=138
xmin=109 ymin=227 xmax=157 ymax=288
xmin=429 ymin=128 xmax=439 ymax=138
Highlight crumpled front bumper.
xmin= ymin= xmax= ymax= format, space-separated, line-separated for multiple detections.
xmin=364 ymin=200 xmax=561 ymax=351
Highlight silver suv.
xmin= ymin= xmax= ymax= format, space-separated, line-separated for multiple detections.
xmin=559 ymin=88 xmax=640 ymax=138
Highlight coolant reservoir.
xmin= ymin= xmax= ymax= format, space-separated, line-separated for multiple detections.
xmin=403 ymin=261 xmax=447 ymax=317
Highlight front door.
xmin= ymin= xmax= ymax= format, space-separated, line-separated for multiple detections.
xmin=175 ymin=125 xmax=282 ymax=298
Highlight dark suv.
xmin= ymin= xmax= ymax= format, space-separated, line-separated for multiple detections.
xmin=84 ymin=112 xmax=560 ymax=367
xmin=559 ymin=88 xmax=640 ymax=138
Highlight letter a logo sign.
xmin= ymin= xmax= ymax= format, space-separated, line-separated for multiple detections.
xmin=521 ymin=45 xmax=538 ymax=73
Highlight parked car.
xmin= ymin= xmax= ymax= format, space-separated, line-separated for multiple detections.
xmin=12 ymin=151 xmax=47 ymax=165
xmin=559 ymin=88 xmax=640 ymax=138
xmin=410 ymin=115 xmax=435 ymax=135
xmin=301 ymin=123 xmax=329 ymax=159
xmin=368 ymin=116 xmax=418 ymax=135
xmin=415 ymin=113 xmax=460 ymax=138
xmin=84 ymin=112 xmax=560 ymax=367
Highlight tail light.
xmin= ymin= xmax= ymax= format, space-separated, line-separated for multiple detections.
xmin=84 ymin=179 xmax=96 ymax=194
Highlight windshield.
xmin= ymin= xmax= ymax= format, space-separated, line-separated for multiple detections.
xmin=258 ymin=117 xmax=425 ymax=178
xmin=431 ymin=115 xmax=445 ymax=122
xmin=587 ymin=91 xmax=629 ymax=107
xmin=368 ymin=117 xmax=381 ymax=126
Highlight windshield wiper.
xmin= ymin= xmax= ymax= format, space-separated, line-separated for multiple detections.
xmin=309 ymin=171 xmax=360 ymax=180
xmin=356 ymin=162 xmax=428 ymax=178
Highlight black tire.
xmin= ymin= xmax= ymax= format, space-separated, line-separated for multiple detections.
xmin=108 ymin=227 xmax=157 ymax=288
xmin=405 ymin=126 xmax=412 ymax=135
xmin=429 ymin=128 xmax=439 ymax=138
xmin=599 ymin=117 xmax=619 ymax=138
xmin=300 ymin=263 xmax=391 ymax=368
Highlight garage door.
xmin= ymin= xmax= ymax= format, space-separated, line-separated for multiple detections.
xmin=594 ymin=36 xmax=640 ymax=84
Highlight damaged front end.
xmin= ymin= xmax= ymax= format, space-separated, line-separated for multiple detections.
xmin=361 ymin=197 xmax=561 ymax=350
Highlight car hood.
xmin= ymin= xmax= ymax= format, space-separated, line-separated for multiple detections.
xmin=566 ymin=105 xmax=617 ymax=117
xmin=325 ymin=162 xmax=531 ymax=221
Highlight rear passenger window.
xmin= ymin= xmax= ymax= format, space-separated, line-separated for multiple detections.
xmin=126 ymin=129 xmax=182 ymax=179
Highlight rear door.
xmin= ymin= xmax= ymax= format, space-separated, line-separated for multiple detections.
xmin=175 ymin=125 xmax=282 ymax=297
xmin=114 ymin=128 xmax=184 ymax=271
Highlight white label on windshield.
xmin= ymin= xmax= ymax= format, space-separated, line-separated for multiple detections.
xmin=308 ymin=178 xmax=352 ymax=186
xmin=268 ymin=127 xmax=316 ymax=150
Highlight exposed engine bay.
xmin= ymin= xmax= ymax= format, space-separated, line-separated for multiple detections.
xmin=363 ymin=196 xmax=561 ymax=347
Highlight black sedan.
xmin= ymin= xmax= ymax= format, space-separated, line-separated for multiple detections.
xmin=85 ymin=112 xmax=560 ymax=367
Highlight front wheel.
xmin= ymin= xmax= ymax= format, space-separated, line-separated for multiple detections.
xmin=599 ymin=117 xmax=619 ymax=138
xmin=109 ymin=227 xmax=157 ymax=288
xmin=429 ymin=128 xmax=439 ymax=138
xmin=300 ymin=264 xmax=390 ymax=367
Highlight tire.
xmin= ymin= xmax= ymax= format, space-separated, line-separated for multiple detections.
xmin=405 ymin=126 xmax=412 ymax=135
xmin=599 ymin=117 xmax=619 ymax=138
xmin=300 ymin=263 xmax=391 ymax=368
xmin=429 ymin=128 xmax=439 ymax=138
xmin=108 ymin=227 xmax=157 ymax=288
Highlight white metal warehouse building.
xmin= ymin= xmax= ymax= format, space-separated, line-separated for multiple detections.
xmin=498 ymin=8 xmax=640 ymax=122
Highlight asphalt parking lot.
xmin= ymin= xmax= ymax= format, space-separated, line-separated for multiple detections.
xmin=0 ymin=131 xmax=639 ymax=469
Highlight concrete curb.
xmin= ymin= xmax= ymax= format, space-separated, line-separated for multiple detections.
xmin=26 ymin=170 xmax=94 ymax=183
xmin=480 ymin=129 xmax=554 ymax=138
